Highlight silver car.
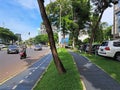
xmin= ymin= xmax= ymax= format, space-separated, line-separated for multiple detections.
xmin=34 ymin=45 xmax=42 ymax=51
xmin=7 ymin=45 xmax=19 ymax=54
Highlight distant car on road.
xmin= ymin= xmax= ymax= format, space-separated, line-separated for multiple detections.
xmin=0 ymin=44 xmax=6 ymax=49
xmin=7 ymin=45 xmax=19 ymax=54
xmin=34 ymin=45 xmax=42 ymax=51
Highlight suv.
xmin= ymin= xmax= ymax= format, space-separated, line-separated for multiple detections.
xmin=98 ymin=40 xmax=120 ymax=61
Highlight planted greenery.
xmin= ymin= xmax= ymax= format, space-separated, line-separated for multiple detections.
xmin=80 ymin=51 xmax=120 ymax=83
xmin=34 ymin=48 xmax=83 ymax=90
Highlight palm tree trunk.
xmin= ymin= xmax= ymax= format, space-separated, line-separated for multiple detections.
xmin=37 ymin=0 xmax=66 ymax=74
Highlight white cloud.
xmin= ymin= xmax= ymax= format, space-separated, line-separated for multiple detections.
xmin=44 ymin=0 xmax=56 ymax=6
xmin=15 ymin=0 xmax=56 ymax=9
xmin=15 ymin=0 xmax=38 ymax=9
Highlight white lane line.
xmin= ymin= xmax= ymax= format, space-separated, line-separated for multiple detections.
xmin=33 ymin=69 xmax=35 ymax=72
xmin=12 ymin=85 xmax=17 ymax=90
xmin=29 ymin=72 xmax=32 ymax=75
xmin=19 ymin=79 xmax=24 ymax=84
xmin=25 ymin=76 xmax=28 ymax=79
xmin=37 ymin=66 xmax=40 ymax=68
xmin=35 ymin=67 xmax=38 ymax=69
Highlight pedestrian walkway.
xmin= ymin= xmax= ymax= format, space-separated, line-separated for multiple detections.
xmin=70 ymin=52 xmax=120 ymax=90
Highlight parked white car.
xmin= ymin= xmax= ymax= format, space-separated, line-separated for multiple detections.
xmin=98 ymin=40 xmax=120 ymax=61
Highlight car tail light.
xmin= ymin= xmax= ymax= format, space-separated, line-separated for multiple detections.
xmin=105 ymin=47 xmax=110 ymax=50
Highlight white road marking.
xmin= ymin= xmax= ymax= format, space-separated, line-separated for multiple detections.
xmin=37 ymin=66 xmax=39 ymax=68
xmin=19 ymin=80 xmax=24 ymax=84
xmin=25 ymin=76 xmax=28 ymax=78
xmin=29 ymin=72 xmax=32 ymax=75
xmin=35 ymin=67 xmax=38 ymax=69
xmin=12 ymin=85 xmax=17 ymax=90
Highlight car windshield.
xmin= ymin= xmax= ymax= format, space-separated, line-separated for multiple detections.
xmin=8 ymin=45 xmax=17 ymax=48
xmin=101 ymin=42 xmax=108 ymax=46
xmin=35 ymin=45 xmax=41 ymax=47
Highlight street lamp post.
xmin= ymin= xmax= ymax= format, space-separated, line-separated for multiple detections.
xmin=58 ymin=4 xmax=62 ymax=45
xmin=113 ymin=4 xmax=116 ymax=39
xmin=60 ymin=5 xmax=62 ymax=31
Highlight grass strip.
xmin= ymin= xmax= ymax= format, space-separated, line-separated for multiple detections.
xmin=79 ymin=51 xmax=120 ymax=83
xmin=34 ymin=48 xmax=83 ymax=90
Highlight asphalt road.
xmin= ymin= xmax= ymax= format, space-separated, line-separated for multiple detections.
xmin=0 ymin=47 xmax=50 ymax=84
xmin=0 ymin=53 xmax=52 ymax=90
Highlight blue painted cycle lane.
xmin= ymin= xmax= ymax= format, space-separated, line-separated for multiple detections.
xmin=0 ymin=54 xmax=52 ymax=90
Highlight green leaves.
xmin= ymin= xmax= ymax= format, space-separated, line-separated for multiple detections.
xmin=34 ymin=33 xmax=58 ymax=44
xmin=0 ymin=27 xmax=18 ymax=42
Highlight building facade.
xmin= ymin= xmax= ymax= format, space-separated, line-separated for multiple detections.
xmin=39 ymin=24 xmax=57 ymax=35
xmin=113 ymin=1 xmax=120 ymax=38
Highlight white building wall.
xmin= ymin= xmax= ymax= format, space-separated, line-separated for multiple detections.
xmin=114 ymin=1 xmax=120 ymax=37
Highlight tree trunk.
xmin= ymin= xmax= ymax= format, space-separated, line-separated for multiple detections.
xmin=89 ymin=10 xmax=104 ymax=54
xmin=72 ymin=37 xmax=75 ymax=49
xmin=37 ymin=0 xmax=66 ymax=74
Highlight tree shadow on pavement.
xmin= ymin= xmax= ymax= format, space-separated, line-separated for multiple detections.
xmin=24 ymin=57 xmax=38 ymax=66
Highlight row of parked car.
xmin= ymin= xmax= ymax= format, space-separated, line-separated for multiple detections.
xmin=81 ymin=39 xmax=120 ymax=61
xmin=80 ymin=43 xmax=100 ymax=54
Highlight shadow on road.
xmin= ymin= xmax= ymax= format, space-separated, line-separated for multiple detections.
xmin=23 ymin=57 xmax=38 ymax=66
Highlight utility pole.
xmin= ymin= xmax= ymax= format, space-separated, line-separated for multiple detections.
xmin=113 ymin=4 xmax=116 ymax=40
xmin=58 ymin=4 xmax=62 ymax=45
xmin=60 ymin=5 xmax=61 ymax=31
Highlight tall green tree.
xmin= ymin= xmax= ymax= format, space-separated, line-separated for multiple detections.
xmin=0 ymin=27 xmax=18 ymax=43
xmin=34 ymin=33 xmax=58 ymax=44
xmin=46 ymin=0 xmax=72 ymax=47
xmin=103 ymin=25 xmax=112 ymax=40
xmin=46 ymin=0 xmax=90 ymax=48
xmin=37 ymin=0 xmax=66 ymax=74
xmin=71 ymin=0 xmax=90 ymax=48
xmin=88 ymin=0 xmax=118 ymax=53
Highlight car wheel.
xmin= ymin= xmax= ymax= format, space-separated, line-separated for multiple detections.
xmin=115 ymin=53 xmax=120 ymax=61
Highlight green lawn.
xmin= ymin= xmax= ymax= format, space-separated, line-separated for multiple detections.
xmin=80 ymin=51 xmax=120 ymax=83
xmin=33 ymin=48 xmax=83 ymax=90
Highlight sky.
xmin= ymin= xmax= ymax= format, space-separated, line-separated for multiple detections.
xmin=0 ymin=0 xmax=113 ymax=40
xmin=101 ymin=7 xmax=113 ymax=26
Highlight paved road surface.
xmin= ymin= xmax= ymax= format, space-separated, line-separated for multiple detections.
xmin=0 ymin=47 xmax=50 ymax=83
xmin=0 ymin=53 xmax=52 ymax=90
